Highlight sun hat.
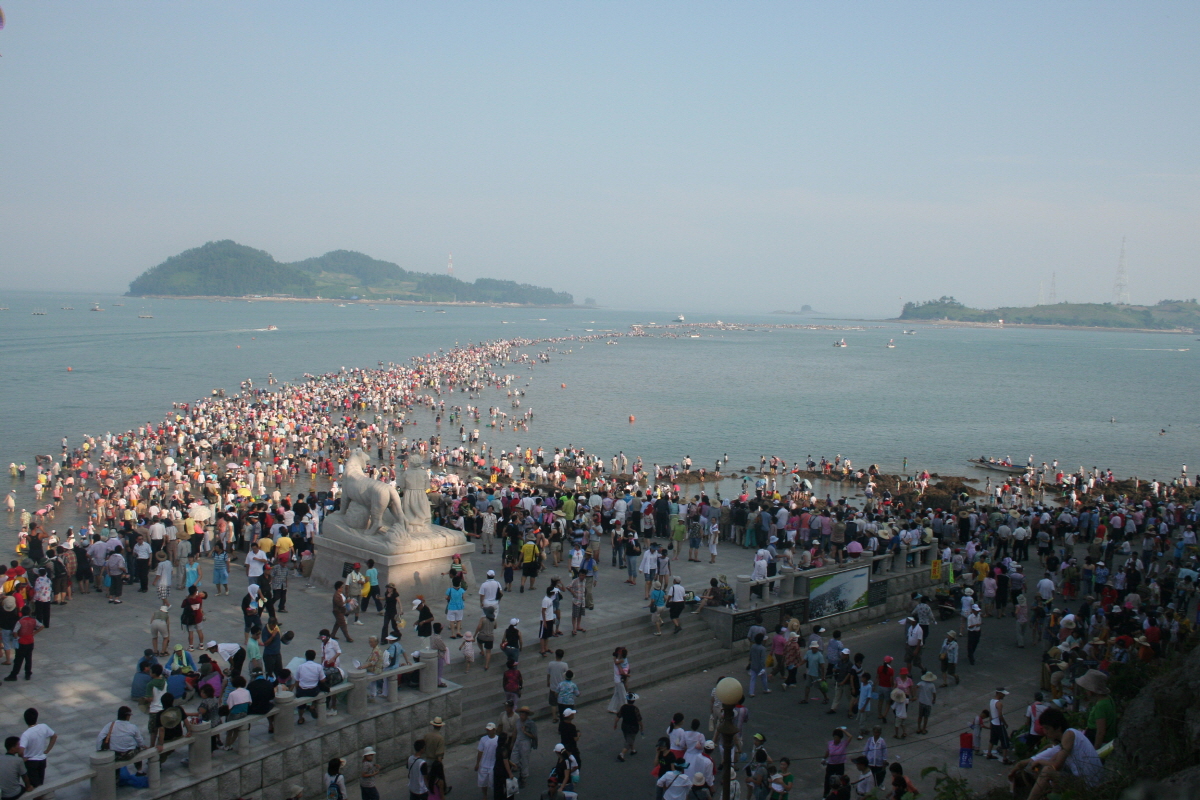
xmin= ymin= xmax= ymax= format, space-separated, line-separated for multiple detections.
xmin=972 ymin=604 xmax=981 ymax=611
xmin=883 ymin=655 xmax=894 ymax=663
xmin=362 ymin=746 xmax=376 ymax=756
xmin=945 ymin=630 xmax=956 ymax=638
xmin=703 ymin=740 xmax=715 ymax=750
xmin=890 ymin=688 xmax=907 ymax=702
xmin=626 ymin=693 xmax=639 ymax=702
xmin=206 ymin=640 xmax=218 ymax=648
xmin=963 ymin=588 xmax=974 ymax=596
xmin=487 ymin=569 xmax=496 ymax=577
xmin=693 ymin=773 xmax=708 ymax=786
xmin=841 ymin=648 xmax=851 ymax=655
xmin=1 ymin=597 xmax=14 ymax=612
xmin=995 ymin=687 xmax=1010 ymax=695
xmin=155 ymin=551 xmax=167 ymax=561
xmin=808 ymin=641 xmax=819 ymax=648
xmin=412 ymin=599 xmax=422 ymax=608
xmin=517 ymin=706 xmax=532 ymax=714
xmin=386 ymin=634 xmax=398 ymax=642
xmin=431 ymin=717 xmax=445 ymax=727
xmin=921 ymin=672 xmax=937 ymax=682
xmin=753 ymin=733 xmax=765 ymax=742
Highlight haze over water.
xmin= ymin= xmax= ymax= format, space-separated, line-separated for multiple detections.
xmin=2 ymin=291 xmax=1196 ymax=485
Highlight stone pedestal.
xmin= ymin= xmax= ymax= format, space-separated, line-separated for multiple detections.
xmin=312 ymin=519 xmax=475 ymax=601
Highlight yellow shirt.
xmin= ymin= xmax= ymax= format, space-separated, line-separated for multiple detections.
xmin=520 ymin=541 xmax=538 ymax=564
xmin=257 ymin=537 xmax=275 ymax=553
xmin=275 ymin=535 xmax=294 ymax=555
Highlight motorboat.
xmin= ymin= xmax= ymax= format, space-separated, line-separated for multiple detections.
xmin=967 ymin=458 xmax=1029 ymax=474
xmin=886 ymin=339 xmax=896 ymax=348
xmin=833 ymin=338 xmax=847 ymax=347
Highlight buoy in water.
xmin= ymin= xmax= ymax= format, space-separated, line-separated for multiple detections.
xmin=561 ymin=383 xmax=566 ymax=389
xmin=237 ymin=345 xmax=241 ymax=349
xmin=66 ymin=367 xmax=72 ymax=372
xmin=628 ymin=415 xmax=635 ymax=422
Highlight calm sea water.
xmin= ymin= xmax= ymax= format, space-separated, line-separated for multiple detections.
xmin=2 ymin=291 xmax=1197 ymax=486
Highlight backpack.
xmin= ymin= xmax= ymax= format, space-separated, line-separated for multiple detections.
xmin=326 ymin=775 xmax=344 ymax=800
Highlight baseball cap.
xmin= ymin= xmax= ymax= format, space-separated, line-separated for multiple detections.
xmin=487 ymin=569 xmax=496 ymax=577
xmin=554 ymin=743 xmax=566 ymax=753
xmin=485 ymin=723 xmax=497 ymax=731
xmin=206 ymin=640 xmax=218 ymax=649
xmin=841 ymin=648 xmax=850 ymax=655
xmin=563 ymin=708 xmax=576 ymax=717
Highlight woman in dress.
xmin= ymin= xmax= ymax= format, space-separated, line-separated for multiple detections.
xmin=606 ymin=647 xmax=630 ymax=713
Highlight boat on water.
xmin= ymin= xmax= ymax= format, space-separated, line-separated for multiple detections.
xmin=676 ymin=314 xmax=685 ymax=322
xmin=689 ymin=334 xmax=700 ymax=338
xmin=266 ymin=325 xmax=278 ymax=331
xmin=90 ymin=303 xmax=103 ymax=312
xmin=967 ymin=458 xmax=1030 ymax=474
xmin=138 ymin=313 xmax=153 ymax=319
xmin=886 ymin=339 xmax=896 ymax=348
xmin=31 ymin=308 xmax=47 ymax=316
xmin=833 ymin=338 xmax=847 ymax=347
xmin=902 ymin=329 xmax=916 ymax=335
xmin=61 ymin=306 xmax=74 ymax=310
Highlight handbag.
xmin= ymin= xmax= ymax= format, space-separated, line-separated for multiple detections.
xmin=505 ymin=776 xmax=520 ymax=797
xmin=100 ymin=722 xmax=115 ymax=751
xmin=104 ymin=574 xmax=112 ymax=587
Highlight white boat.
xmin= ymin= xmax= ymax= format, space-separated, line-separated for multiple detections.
xmin=676 ymin=314 xmax=685 ymax=322
xmin=833 ymin=338 xmax=847 ymax=347
xmin=886 ymin=339 xmax=895 ymax=348
xmin=266 ymin=325 xmax=278 ymax=331
xmin=90 ymin=303 xmax=103 ymax=312
xmin=32 ymin=308 xmax=47 ymax=316
xmin=138 ymin=313 xmax=153 ymax=319
xmin=902 ymin=329 xmax=916 ymax=335
xmin=61 ymin=306 xmax=74 ymax=310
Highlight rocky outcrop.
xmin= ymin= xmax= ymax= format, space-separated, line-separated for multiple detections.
xmin=1109 ymin=645 xmax=1200 ymax=783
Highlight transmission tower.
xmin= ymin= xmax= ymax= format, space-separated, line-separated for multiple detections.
xmin=447 ymin=253 xmax=454 ymax=276
xmin=1113 ymin=238 xmax=1130 ymax=304
xmin=1049 ymin=272 xmax=1057 ymax=304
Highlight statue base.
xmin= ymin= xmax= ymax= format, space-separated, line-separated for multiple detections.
xmin=312 ymin=518 xmax=476 ymax=603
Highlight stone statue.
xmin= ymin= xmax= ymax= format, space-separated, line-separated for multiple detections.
xmin=339 ymin=450 xmax=404 ymax=532
xmin=400 ymin=468 xmax=434 ymax=533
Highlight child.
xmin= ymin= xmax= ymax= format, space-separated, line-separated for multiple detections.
xmin=770 ymin=757 xmax=793 ymax=800
xmin=855 ymin=674 xmax=874 ymax=738
xmin=459 ymin=630 xmax=476 ymax=672
xmin=502 ymin=557 xmax=515 ymax=592
xmin=915 ymin=671 xmax=937 ymax=734
xmin=890 ymin=688 xmax=908 ymax=739
xmin=970 ymin=708 xmax=989 ymax=755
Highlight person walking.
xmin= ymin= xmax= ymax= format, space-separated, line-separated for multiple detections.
xmin=331 ymin=581 xmax=353 ymax=643
xmin=747 ymin=633 xmax=770 ymax=697
xmin=4 ymin=609 xmax=42 ymax=682
xmin=512 ymin=706 xmax=537 ymax=788
xmin=607 ymin=647 xmax=630 ymax=712
xmin=938 ymin=630 xmax=959 ymax=686
xmin=966 ymin=605 xmax=983 ymax=666
xmin=667 ymin=577 xmax=686 ymax=634
xmin=614 ymin=692 xmax=643 ymax=762
xmin=915 ymin=672 xmax=937 ymax=734
xmin=801 ymin=641 xmax=827 ymax=704
xmin=475 ymin=723 xmax=500 ymax=800
xmin=987 ymin=688 xmax=1014 ymax=764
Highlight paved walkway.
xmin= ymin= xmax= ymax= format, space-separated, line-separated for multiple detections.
xmin=0 ymin=492 xmax=773 ymax=788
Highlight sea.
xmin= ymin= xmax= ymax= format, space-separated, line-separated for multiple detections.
xmin=2 ymin=291 xmax=1197 ymax=496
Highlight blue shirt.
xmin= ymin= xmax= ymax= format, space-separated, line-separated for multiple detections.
xmin=365 ymin=567 xmax=379 ymax=588
xmin=446 ymin=586 xmax=465 ymax=611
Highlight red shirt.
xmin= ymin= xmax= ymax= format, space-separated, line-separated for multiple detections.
xmin=15 ymin=616 xmax=40 ymax=645
xmin=876 ymin=664 xmax=895 ymax=689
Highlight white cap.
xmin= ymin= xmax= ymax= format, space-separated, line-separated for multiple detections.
xmin=487 ymin=569 xmax=496 ymax=577
xmin=554 ymin=743 xmax=566 ymax=752
xmin=562 ymin=708 xmax=576 ymax=717
xmin=510 ymin=618 xmax=520 ymax=626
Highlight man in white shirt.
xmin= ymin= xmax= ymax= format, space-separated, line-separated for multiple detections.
xmin=479 ymin=570 xmax=502 ymax=612
xmin=655 ymin=756 xmax=691 ymax=800
xmin=1036 ymin=573 xmax=1056 ymax=605
xmin=667 ymin=578 xmax=687 ymax=635
xmin=539 ymin=588 xmax=557 ymax=655
xmin=246 ymin=542 xmax=269 ymax=587
xmin=475 ymin=723 xmax=499 ymax=798
xmin=17 ymin=708 xmax=55 ymax=788
xmin=293 ymin=649 xmax=324 ymax=724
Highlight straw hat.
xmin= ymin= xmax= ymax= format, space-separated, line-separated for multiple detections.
xmin=921 ymin=672 xmax=937 ymax=682
xmin=431 ymin=717 xmax=445 ymax=727
xmin=1075 ymin=669 xmax=1110 ymax=695
xmin=1060 ymin=618 xmax=1077 ymax=629
xmin=890 ymin=688 xmax=907 ymax=703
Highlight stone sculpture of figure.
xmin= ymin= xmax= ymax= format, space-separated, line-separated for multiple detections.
xmin=400 ymin=468 xmax=434 ymax=533
xmin=339 ymin=450 xmax=404 ymax=532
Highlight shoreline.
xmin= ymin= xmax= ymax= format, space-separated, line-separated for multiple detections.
xmin=123 ymin=293 xmax=587 ymax=309
xmin=884 ymin=317 xmax=1195 ymax=335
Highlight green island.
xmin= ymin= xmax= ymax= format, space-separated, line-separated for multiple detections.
xmin=898 ymin=296 xmax=1200 ymax=331
xmin=126 ymin=240 xmax=575 ymax=305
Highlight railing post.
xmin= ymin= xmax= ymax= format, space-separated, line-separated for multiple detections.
xmin=274 ymin=692 xmax=297 ymax=744
xmin=90 ymin=751 xmax=117 ymax=800
xmin=147 ymin=752 xmax=161 ymax=790
xmin=348 ymin=668 xmax=369 ymax=716
xmin=236 ymin=720 xmax=252 ymax=757
xmin=735 ymin=575 xmax=751 ymax=609
xmin=777 ymin=568 xmax=794 ymax=600
xmin=316 ymin=693 xmax=329 ymax=725
xmin=188 ymin=721 xmax=212 ymax=774
xmin=418 ymin=651 xmax=438 ymax=694
xmin=385 ymin=672 xmax=399 ymax=703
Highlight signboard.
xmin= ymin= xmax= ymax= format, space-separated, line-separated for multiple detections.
xmin=806 ymin=566 xmax=871 ymax=620
xmin=867 ymin=580 xmax=888 ymax=608
xmin=959 ymin=732 xmax=974 ymax=768
xmin=931 ymin=560 xmax=943 ymax=581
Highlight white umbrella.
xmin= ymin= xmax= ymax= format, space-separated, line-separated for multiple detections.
xmin=189 ymin=505 xmax=212 ymax=522
xmin=163 ymin=457 xmax=175 ymax=467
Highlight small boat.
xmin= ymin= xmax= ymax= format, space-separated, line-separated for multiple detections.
xmin=90 ymin=303 xmax=103 ymax=312
xmin=138 ymin=313 xmax=153 ymax=319
xmin=31 ymin=308 xmax=47 ymax=316
xmin=266 ymin=325 xmax=278 ymax=331
xmin=886 ymin=339 xmax=896 ymax=348
xmin=833 ymin=338 xmax=847 ymax=347
xmin=902 ymin=329 xmax=916 ymax=335
xmin=689 ymin=334 xmax=700 ymax=339
xmin=967 ymin=458 xmax=1029 ymax=474
xmin=112 ymin=303 xmax=124 ymax=306
xmin=676 ymin=314 xmax=685 ymax=322
xmin=0 ymin=307 xmax=8 ymax=311
xmin=61 ymin=306 xmax=74 ymax=310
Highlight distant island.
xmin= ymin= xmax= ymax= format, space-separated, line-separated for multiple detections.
xmin=771 ymin=306 xmax=814 ymax=315
xmin=898 ymin=296 xmax=1200 ymax=331
xmin=126 ymin=240 xmax=575 ymax=305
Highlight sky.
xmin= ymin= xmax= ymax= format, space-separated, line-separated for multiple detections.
xmin=2 ymin=2 xmax=1198 ymax=316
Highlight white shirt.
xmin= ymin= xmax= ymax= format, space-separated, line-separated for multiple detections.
xmin=1037 ymin=578 xmax=1056 ymax=600
xmin=322 ymin=638 xmax=342 ymax=668
xmin=906 ymin=625 xmax=924 ymax=647
xmin=477 ymin=734 xmax=499 ymax=770
xmin=247 ymin=550 xmax=268 ymax=578
xmin=479 ymin=579 xmax=502 ymax=606
xmin=217 ymin=643 xmax=242 ymax=661
xmin=540 ymin=596 xmax=555 ymax=622
xmin=19 ymin=724 xmax=55 ymax=760
xmin=295 ymin=660 xmax=324 ymax=689
xmin=668 ymin=583 xmax=686 ymax=603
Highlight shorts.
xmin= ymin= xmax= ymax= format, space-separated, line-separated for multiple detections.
xmin=447 ymin=609 xmax=464 ymax=622
xmin=571 ymin=605 xmax=585 ymax=620
xmin=296 ymin=686 xmax=319 ymax=699
xmin=941 ymin=661 xmax=956 ymax=676
xmin=918 ymin=703 xmax=932 ymax=718
xmin=213 ymin=568 xmax=229 ymax=585
xmin=480 ymin=639 xmax=493 ymax=650
xmin=157 ymin=586 xmax=170 ymax=600
xmin=185 ymin=624 xmax=202 ymax=633
xmin=244 ymin=615 xmax=261 ymax=632
xmin=643 ymin=570 xmax=656 ymax=582
xmin=689 ymin=537 xmax=701 ymax=549
xmin=540 ymin=621 xmax=554 ymax=640
xmin=477 ymin=768 xmax=493 ymax=788
xmin=53 ymin=577 xmax=69 ymax=594
xmin=522 ymin=562 xmax=538 ymax=578
xmin=623 ymin=730 xmax=637 ymax=749
xmin=150 ymin=620 xmax=168 ymax=638
xmin=668 ymin=601 xmax=684 ymax=620
xmin=1037 ymin=546 xmax=1051 ymax=556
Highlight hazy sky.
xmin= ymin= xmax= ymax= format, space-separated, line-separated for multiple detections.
xmin=2 ymin=2 xmax=1197 ymax=315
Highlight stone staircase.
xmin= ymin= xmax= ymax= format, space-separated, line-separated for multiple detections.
xmin=443 ymin=613 xmax=728 ymax=743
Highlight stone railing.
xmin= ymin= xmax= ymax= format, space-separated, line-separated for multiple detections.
xmin=704 ymin=545 xmax=945 ymax=649
xmin=26 ymin=653 xmax=457 ymax=800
